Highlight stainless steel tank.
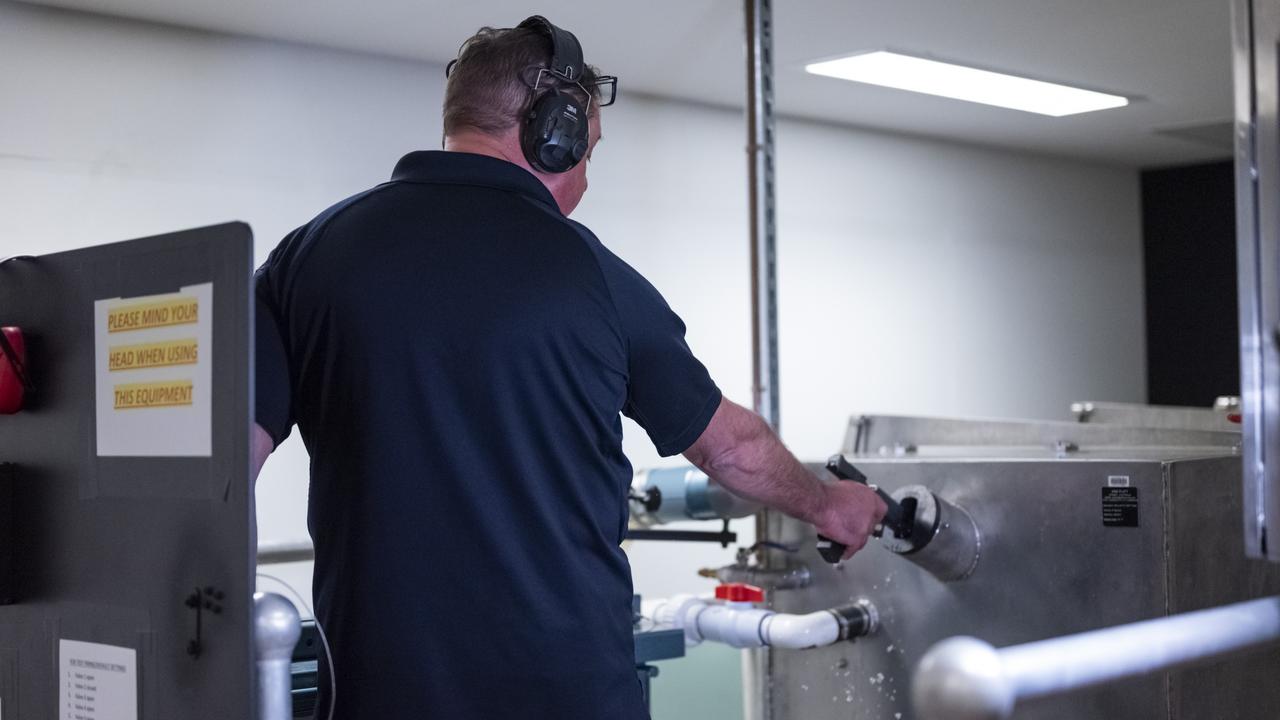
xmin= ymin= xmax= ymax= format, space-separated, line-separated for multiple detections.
xmin=751 ymin=415 xmax=1279 ymax=720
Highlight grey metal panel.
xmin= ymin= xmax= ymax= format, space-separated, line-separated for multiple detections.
xmin=1069 ymin=401 xmax=1239 ymax=432
xmin=0 ymin=224 xmax=253 ymax=719
xmin=1165 ymin=456 xmax=1280 ymax=719
xmin=762 ymin=451 xmax=1280 ymax=720
xmin=843 ymin=414 xmax=1239 ymax=456
xmin=1234 ymin=0 xmax=1267 ymax=561
xmin=1255 ymin=0 xmax=1280 ymax=564
xmin=1235 ymin=0 xmax=1280 ymax=562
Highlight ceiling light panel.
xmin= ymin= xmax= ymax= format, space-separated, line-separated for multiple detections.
xmin=805 ymin=51 xmax=1129 ymax=117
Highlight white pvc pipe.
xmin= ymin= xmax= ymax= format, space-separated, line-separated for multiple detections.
xmin=646 ymin=595 xmax=866 ymax=650
xmin=762 ymin=611 xmax=842 ymax=649
xmin=693 ymin=604 xmax=774 ymax=648
xmin=913 ymin=595 xmax=1280 ymax=720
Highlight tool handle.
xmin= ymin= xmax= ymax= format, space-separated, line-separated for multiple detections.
xmin=827 ymin=455 xmax=908 ymax=528
xmin=815 ymin=455 xmax=907 ymax=563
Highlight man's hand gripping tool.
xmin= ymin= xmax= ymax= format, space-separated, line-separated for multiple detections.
xmin=815 ymin=454 xmax=918 ymax=563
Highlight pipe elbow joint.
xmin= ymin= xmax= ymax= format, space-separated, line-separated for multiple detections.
xmin=762 ymin=610 xmax=839 ymax=649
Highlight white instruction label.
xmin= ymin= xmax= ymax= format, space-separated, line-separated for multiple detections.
xmin=59 ymin=639 xmax=137 ymax=720
xmin=93 ymin=282 xmax=213 ymax=457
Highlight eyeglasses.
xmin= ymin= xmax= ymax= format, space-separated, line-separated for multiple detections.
xmin=532 ymin=68 xmax=619 ymax=112
xmin=447 ymin=60 xmax=618 ymax=108
xmin=591 ymin=76 xmax=618 ymax=107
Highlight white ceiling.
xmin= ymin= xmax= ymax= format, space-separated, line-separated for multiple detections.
xmin=17 ymin=0 xmax=1236 ymax=168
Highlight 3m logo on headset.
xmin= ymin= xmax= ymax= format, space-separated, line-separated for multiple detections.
xmin=0 ymin=327 xmax=32 ymax=414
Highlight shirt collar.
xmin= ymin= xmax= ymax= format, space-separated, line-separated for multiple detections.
xmin=390 ymin=151 xmax=559 ymax=212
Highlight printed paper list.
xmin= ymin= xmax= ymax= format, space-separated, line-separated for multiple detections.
xmin=59 ymin=640 xmax=137 ymax=720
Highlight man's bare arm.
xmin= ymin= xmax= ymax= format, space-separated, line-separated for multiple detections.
xmin=252 ymin=422 xmax=274 ymax=484
xmin=683 ymin=397 xmax=885 ymax=558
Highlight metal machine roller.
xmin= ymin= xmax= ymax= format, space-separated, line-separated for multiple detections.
xmin=629 ymin=467 xmax=761 ymax=526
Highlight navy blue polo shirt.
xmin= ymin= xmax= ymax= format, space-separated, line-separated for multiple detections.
xmin=255 ymin=151 xmax=721 ymax=719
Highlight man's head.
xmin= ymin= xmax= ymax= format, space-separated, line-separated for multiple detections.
xmin=442 ymin=19 xmax=613 ymax=215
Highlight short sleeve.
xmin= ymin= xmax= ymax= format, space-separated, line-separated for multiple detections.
xmin=254 ymin=259 xmax=295 ymax=448
xmin=587 ymin=239 xmax=721 ymax=456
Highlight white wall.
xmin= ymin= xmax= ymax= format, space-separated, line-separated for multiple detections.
xmin=0 ymin=2 xmax=1144 ymax=713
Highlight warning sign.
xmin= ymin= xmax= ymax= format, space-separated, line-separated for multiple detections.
xmin=106 ymin=297 xmax=198 ymax=333
xmin=94 ymin=283 xmax=213 ymax=457
xmin=108 ymin=339 xmax=198 ymax=372
xmin=113 ymin=380 xmax=194 ymax=410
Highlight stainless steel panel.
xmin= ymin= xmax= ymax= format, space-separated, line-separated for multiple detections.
xmin=843 ymin=414 xmax=1239 ymax=455
xmin=760 ymin=450 xmax=1280 ymax=720
xmin=1069 ymin=401 xmax=1239 ymax=432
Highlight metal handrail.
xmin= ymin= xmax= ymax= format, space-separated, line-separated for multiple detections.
xmin=257 ymin=540 xmax=315 ymax=565
xmin=912 ymin=595 xmax=1280 ymax=720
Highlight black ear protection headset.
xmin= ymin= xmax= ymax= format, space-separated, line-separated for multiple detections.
xmin=515 ymin=15 xmax=591 ymax=174
xmin=445 ymin=16 xmax=597 ymax=175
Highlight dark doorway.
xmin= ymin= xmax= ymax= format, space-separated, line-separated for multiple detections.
xmin=1141 ymin=160 xmax=1238 ymax=407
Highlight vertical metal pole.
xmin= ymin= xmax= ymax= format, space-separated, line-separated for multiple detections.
xmin=744 ymin=1 xmax=778 ymax=718
xmin=254 ymin=592 xmax=301 ymax=720
xmin=747 ymin=0 xmax=780 ymax=432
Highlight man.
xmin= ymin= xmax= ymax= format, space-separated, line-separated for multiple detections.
xmin=252 ymin=16 xmax=885 ymax=719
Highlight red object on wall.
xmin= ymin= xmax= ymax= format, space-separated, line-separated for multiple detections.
xmin=0 ymin=327 xmax=28 ymax=414
xmin=714 ymin=583 xmax=765 ymax=604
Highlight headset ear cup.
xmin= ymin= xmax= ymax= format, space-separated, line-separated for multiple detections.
xmin=521 ymin=91 xmax=589 ymax=174
xmin=538 ymin=136 xmax=563 ymax=172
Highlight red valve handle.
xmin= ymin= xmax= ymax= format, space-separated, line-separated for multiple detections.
xmin=715 ymin=583 xmax=765 ymax=603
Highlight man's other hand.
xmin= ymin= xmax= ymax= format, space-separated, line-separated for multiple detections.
xmin=252 ymin=422 xmax=275 ymax=484
xmin=813 ymin=480 xmax=888 ymax=560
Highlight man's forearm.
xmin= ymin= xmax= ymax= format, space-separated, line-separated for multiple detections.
xmin=684 ymin=400 xmax=827 ymax=523
xmin=684 ymin=397 xmax=885 ymax=556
